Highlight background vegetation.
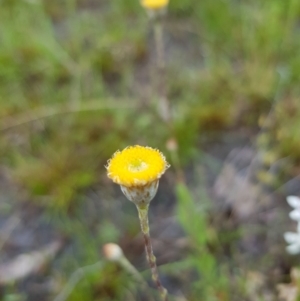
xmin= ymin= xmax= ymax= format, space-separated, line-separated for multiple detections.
xmin=1 ymin=0 xmax=300 ymax=300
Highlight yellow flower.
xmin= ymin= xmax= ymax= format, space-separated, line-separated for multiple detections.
xmin=106 ymin=145 xmax=169 ymax=187
xmin=107 ymin=146 xmax=169 ymax=206
xmin=140 ymin=0 xmax=169 ymax=10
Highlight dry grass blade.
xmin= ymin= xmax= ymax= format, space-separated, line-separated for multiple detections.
xmin=53 ymin=261 xmax=104 ymax=301
xmin=1 ymin=100 xmax=135 ymax=132
xmin=0 ymin=239 xmax=63 ymax=284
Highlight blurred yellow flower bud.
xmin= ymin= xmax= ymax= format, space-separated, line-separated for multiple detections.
xmin=140 ymin=0 xmax=169 ymax=10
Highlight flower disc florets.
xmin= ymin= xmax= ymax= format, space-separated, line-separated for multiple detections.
xmin=106 ymin=145 xmax=169 ymax=187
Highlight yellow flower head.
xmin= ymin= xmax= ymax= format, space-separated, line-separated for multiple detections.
xmin=106 ymin=145 xmax=169 ymax=187
xmin=140 ymin=0 xmax=169 ymax=10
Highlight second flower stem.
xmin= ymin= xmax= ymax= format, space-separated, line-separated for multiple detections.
xmin=153 ymin=17 xmax=170 ymax=123
xmin=136 ymin=204 xmax=169 ymax=301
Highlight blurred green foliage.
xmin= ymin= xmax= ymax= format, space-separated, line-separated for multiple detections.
xmin=176 ymin=182 xmax=226 ymax=300
xmin=1 ymin=0 xmax=300 ymax=300
xmin=2 ymin=0 xmax=300 ymax=206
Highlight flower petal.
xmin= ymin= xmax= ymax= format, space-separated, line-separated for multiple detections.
xmin=289 ymin=209 xmax=300 ymax=221
xmin=286 ymin=243 xmax=300 ymax=255
xmin=284 ymin=232 xmax=300 ymax=244
xmin=297 ymin=222 xmax=300 ymax=234
xmin=287 ymin=196 xmax=300 ymax=208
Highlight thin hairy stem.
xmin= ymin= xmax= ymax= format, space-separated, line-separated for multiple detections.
xmin=136 ymin=204 xmax=169 ymax=301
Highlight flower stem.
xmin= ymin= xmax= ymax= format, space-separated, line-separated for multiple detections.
xmin=136 ymin=204 xmax=169 ymax=301
xmin=153 ymin=17 xmax=170 ymax=123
